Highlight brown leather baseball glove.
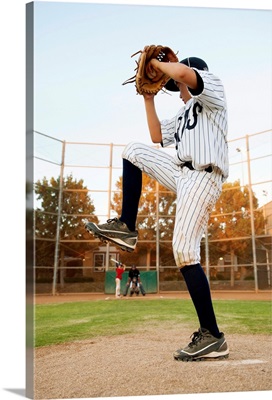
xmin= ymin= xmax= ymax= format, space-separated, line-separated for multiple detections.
xmin=122 ymin=45 xmax=179 ymax=95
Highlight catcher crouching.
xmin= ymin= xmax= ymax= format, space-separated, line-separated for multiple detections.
xmin=123 ymin=265 xmax=146 ymax=297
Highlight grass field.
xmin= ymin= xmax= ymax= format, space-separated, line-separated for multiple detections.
xmin=34 ymin=299 xmax=271 ymax=347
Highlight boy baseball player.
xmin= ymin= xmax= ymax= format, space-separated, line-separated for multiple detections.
xmin=86 ymin=56 xmax=229 ymax=361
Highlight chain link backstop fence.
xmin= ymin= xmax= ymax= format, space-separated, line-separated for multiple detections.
xmin=33 ymin=130 xmax=272 ymax=294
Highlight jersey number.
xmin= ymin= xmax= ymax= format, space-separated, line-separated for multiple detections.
xmin=175 ymin=102 xmax=203 ymax=147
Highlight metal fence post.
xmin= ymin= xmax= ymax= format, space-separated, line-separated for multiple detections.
xmin=246 ymin=135 xmax=258 ymax=292
xmin=105 ymin=143 xmax=113 ymax=271
xmin=156 ymin=180 xmax=160 ymax=292
xmin=52 ymin=140 xmax=66 ymax=295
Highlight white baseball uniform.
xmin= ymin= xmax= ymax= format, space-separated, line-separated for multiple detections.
xmin=122 ymin=69 xmax=228 ymax=267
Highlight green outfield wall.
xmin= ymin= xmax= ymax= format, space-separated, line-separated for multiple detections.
xmin=105 ymin=271 xmax=158 ymax=294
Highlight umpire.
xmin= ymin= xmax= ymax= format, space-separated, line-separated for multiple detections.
xmin=123 ymin=265 xmax=146 ymax=296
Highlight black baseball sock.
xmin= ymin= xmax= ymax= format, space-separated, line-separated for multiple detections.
xmin=120 ymin=158 xmax=142 ymax=232
xmin=180 ymin=263 xmax=221 ymax=338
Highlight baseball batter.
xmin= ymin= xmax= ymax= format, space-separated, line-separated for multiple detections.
xmin=114 ymin=261 xmax=126 ymax=298
xmin=86 ymin=55 xmax=229 ymax=361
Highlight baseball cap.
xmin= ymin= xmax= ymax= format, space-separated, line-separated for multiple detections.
xmin=164 ymin=57 xmax=209 ymax=92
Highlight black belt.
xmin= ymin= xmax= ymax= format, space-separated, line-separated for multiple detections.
xmin=183 ymin=161 xmax=213 ymax=173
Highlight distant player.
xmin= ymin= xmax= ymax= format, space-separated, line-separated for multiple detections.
xmin=115 ymin=262 xmax=126 ymax=298
xmin=86 ymin=56 xmax=229 ymax=361
xmin=123 ymin=265 xmax=146 ymax=296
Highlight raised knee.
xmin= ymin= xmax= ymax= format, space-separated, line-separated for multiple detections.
xmin=122 ymin=141 xmax=140 ymax=159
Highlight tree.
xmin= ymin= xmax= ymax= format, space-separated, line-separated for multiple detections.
xmin=35 ymin=174 xmax=98 ymax=274
xmin=207 ymin=180 xmax=265 ymax=266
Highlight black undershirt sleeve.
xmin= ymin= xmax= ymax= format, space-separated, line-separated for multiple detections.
xmin=188 ymin=69 xmax=204 ymax=96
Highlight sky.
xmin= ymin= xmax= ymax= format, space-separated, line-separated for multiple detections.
xmin=1 ymin=1 xmax=272 ymax=400
xmin=33 ymin=2 xmax=272 ymax=144
xmin=32 ymin=0 xmax=272 ymax=214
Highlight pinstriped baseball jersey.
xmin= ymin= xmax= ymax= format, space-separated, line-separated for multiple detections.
xmin=161 ymin=69 xmax=229 ymax=181
xmin=122 ymin=68 xmax=228 ymax=267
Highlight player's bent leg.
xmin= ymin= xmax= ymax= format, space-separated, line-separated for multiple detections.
xmin=86 ymin=142 xmax=179 ymax=252
xmin=140 ymin=285 xmax=146 ymax=295
xmin=173 ymin=328 xmax=229 ymax=362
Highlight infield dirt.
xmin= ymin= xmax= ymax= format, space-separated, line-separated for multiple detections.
xmin=34 ymin=292 xmax=271 ymax=399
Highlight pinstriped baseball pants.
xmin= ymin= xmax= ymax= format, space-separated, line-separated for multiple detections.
xmin=122 ymin=142 xmax=222 ymax=267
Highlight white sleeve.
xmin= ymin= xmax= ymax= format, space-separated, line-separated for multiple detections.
xmin=190 ymin=70 xmax=226 ymax=110
xmin=160 ymin=115 xmax=177 ymax=148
